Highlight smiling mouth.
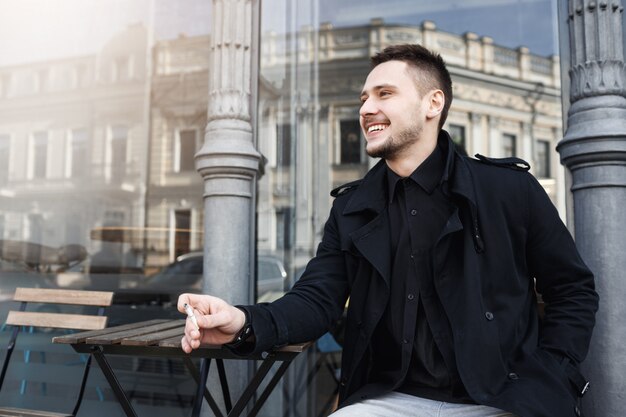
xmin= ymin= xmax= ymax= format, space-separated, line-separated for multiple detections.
xmin=367 ymin=124 xmax=389 ymax=134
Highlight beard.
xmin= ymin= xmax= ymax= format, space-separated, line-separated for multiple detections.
xmin=366 ymin=123 xmax=423 ymax=160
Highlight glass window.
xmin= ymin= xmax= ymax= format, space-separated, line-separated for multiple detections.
xmin=0 ymin=2 xmax=213 ymax=412
xmin=277 ymin=124 xmax=292 ymax=167
xmin=448 ymin=124 xmax=467 ymax=155
xmin=340 ymin=119 xmax=362 ymax=164
xmin=172 ymin=209 xmax=191 ymax=259
xmin=0 ymin=134 xmax=9 ymax=186
xmin=536 ymin=139 xmax=551 ymax=178
xmin=502 ymin=133 xmax=517 ymax=157
xmin=69 ymin=128 xmax=88 ymax=178
xmin=257 ymin=1 xmax=562 ymax=414
xmin=109 ymin=125 xmax=127 ymax=183
xmin=31 ymin=131 xmax=48 ymax=179
xmin=175 ymin=129 xmax=198 ymax=172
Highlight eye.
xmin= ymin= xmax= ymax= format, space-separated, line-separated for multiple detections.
xmin=379 ymin=90 xmax=391 ymax=97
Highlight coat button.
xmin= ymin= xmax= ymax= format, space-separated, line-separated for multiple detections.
xmin=485 ymin=311 xmax=494 ymax=320
xmin=407 ymin=294 xmax=415 ymax=300
xmin=508 ymin=372 xmax=519 ymax=380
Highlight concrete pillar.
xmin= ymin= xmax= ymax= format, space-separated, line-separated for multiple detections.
xmin=557 ymin=1 xmax=626 ymax=416
xmin=195 ymin=0 xmax=261 ymax=412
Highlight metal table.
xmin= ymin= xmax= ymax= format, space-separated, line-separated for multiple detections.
xmin=53 ymin=319 xmax=310 ymax=417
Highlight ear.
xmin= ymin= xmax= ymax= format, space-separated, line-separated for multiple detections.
xmin=425 ymin=90 xmax=445 ymax=121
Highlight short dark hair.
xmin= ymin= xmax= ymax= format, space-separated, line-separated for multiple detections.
xmin=371 ymin=44 xmax=452 ymax=130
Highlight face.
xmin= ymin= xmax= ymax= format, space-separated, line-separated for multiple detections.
xmin=359 ymin=60 xmax=427 ymax=160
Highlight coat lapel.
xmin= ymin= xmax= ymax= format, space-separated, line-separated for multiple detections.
xmin=342 ymin=160 xmax=392 ymax=286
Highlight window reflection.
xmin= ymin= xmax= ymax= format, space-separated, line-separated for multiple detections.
xmin=0 ymin=2 xmax=213 ymax=308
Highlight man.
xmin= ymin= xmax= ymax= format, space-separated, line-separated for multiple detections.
xmin=179 ymin=44 xmax=598 ymax=417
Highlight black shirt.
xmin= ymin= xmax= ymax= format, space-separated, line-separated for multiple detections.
xmin=369 ymin=142 xmax=473 ymax=403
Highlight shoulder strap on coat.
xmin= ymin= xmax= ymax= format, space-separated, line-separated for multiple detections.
xmin=330 ymin=179 xmax=362 ymax=197
xmin=474 ymin=154 xmax=530 ymax=171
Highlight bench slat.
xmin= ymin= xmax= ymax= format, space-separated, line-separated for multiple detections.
xmin=13 ymin=288 xmax=114 ymax=307
xmin=6 ymin=311 xmax=107 ymax=331
xmin=0 ymin=407 xmax=72 ymax=417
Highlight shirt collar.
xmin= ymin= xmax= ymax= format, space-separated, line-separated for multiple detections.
xmin=386 ymin=138 xmax=446 ymax=204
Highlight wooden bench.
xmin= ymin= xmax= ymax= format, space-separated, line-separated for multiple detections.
xmin=0 ymin=288 xmax=114 ymax=417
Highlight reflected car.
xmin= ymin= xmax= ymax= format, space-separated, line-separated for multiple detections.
xmin=143 ymin=252 xmax=287 ymax=299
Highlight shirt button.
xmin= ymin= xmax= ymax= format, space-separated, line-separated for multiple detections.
xmin=485 ymin=311 xmax=494 ymax=321
xmin=508 ymin=372 xmax=519 ymax=380
xmin=407 ymin=294 xmax=415 ymax=300
xmin=410 ymin=209 xmax=417 ymax=216
xmin=402 ymin=339 xmax=409 ymax=344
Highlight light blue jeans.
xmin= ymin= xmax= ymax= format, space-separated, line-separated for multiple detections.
xmin=330 ymin=391 xmax=516 ymax=417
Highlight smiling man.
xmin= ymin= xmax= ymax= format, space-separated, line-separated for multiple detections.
xmin=178 ymin=44 xmax=598 ymax=417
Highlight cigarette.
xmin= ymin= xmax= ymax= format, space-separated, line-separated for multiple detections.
xmin=183 ymin=303 xmax=200 ymax=331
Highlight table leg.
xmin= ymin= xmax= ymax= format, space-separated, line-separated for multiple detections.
xmin=183 ymin=357 xmax=224 ymax=417
xmin=227 ymin=357 xmax=276 ymax=417
xmin=91 ymin=347 xmax=138 ymax=417
xmin=248 ymin=361 xmax=292 ymax=417
xmin=216 ymin=359 xmax=232 ymax=412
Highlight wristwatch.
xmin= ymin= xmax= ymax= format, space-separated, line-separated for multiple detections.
xmin=225 ymin=306 xmax=253 ymax=349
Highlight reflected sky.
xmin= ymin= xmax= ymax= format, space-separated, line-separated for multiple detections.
xmin=0 ymin=0 xmax=211 ymax=66
xmin=320 ymin=0 xmax=558 ymax=56
xmin=0 ymin=0 xmax=557 ymax=66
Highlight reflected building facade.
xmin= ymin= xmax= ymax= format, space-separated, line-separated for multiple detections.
xmin=0 ymin=19 xmax=563 ymax=275
xmin=257 ymin=19 xmax=564 ymax=274
xmin=0 ymin=1 xmax=594 ymax=416
xmin=0 ymin=24 xmax=150 ymax=274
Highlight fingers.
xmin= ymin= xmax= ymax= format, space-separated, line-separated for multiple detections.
xmin=196 ymin=309 xmax=231 ymax=330
xmin=177 ymin=293 xmax=200 ymax=314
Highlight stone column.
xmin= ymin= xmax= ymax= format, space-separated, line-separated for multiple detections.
xmin=195 ymin=0 xmax=261 ymax=411
xmin=557 ymin=1 xmax=626 ymax=416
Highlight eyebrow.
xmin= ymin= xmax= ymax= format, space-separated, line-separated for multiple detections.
xmin=359 ymin=83 xmax=398 ymax=100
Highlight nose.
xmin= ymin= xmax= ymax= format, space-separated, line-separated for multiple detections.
xmin=359 ymin=97 xmax=377 ymax=118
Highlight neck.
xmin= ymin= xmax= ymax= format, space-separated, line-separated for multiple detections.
xmin=385 ymin=129 xmax=439 ymax=177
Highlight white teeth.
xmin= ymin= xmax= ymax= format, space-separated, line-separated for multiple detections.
xmin=368 ymin=124 xmax=388 ymax=133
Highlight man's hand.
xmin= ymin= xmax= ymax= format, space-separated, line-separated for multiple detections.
xmin=177 ymin=293 xmax=247 ymax=354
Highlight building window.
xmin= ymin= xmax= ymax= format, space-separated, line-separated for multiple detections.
xmin=174 ymin=129 xmax=198 ymax=172
xmin=277 ymin=124 xmax=292 ymax=167
xmin=448 ymin=124 xmax=467 ymax=155
xmin=37 ymin=69 xmax=48 ymax=93
xmin=340 ymin=120 xmax=362 ymax=164
xmin=501 ymin=133 xmax=516 ymax=157
xmin=69 ymin=128 xmax=88 ymax=178
xmin=536 ymin=139 xmax=551 ymax=178
xmin=173 ymin=209 xmax=191 ymax=259
xmin=32 ymin=131 xmax=48 ymax=179
xmin=0 ymin=74 xmax=11 ymax=97
xmin=113 ymin=56 xmax=130 ymax=82
xmin=0 ymin=134 xmax=9 ymax=186
xmin=110 ymin=126 xmax=128 ymax=182
xmin=275 ymin=207 xmax=292 ymax=250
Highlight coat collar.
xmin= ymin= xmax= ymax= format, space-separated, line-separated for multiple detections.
xmin=343 ymin=130 xmax=478 ymax=214
xmin=341 ymin=130 xmax=484 ymax=252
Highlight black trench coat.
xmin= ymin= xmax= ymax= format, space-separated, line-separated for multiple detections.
xmin=245 ymin=132 xmax=598 ymax=417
